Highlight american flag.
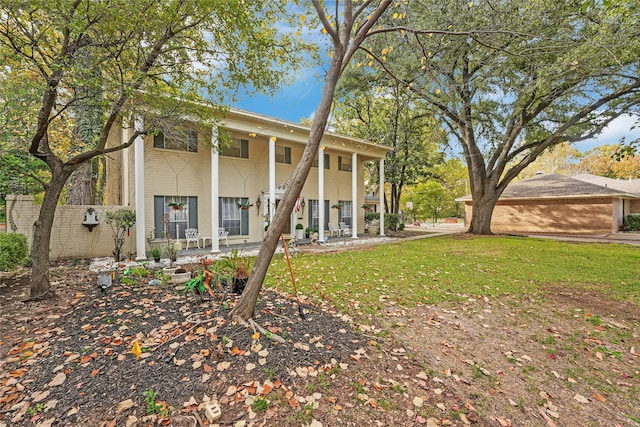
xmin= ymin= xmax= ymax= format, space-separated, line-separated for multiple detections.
xmin=294 ymin=194 xmax=302 ymax=213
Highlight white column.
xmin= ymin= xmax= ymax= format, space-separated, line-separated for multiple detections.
xmin=351 ymin=152 xmax=358 ymax=239
xmin=379 ymin=158 xmax=385 ymax=236
xmin=134 ymin=116 xmax=146 ymax=260
xmin=269 ymin=137 xmax=276 ymax=224
xmin=318 ymin=147 xmax=325 ymax=241
xmin=121 ymin=117 xmax=130 ymax=206
xmin=210 ymin=128 xmax=220 ymax=253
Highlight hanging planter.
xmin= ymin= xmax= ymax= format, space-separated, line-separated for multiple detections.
xmin=169 ymin=201 xmax=184 ymax=211
xmin=237 ymin=202 xmax=253 ymax=210
xmin=331 ymin=203 xmax=342 ymax=210
xmin=362 ymin=204 xmax=372 ymax=211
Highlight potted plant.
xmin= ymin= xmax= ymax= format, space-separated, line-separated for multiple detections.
xmin=295 ymin=223 xmax=304 ymax=239
xmin=222 ymin=249 xmax=253 ymax=294
xmin=304 ymin=227 xmax=311 ymax=238
xmin=331 ymin=202 xmax=342 ymax=209
xmin=165 ymin=242 xmax=178 ymax=262
xmin=148 ymin=246 xmax=162 ymax=262
xmin=362 ymin=204 xmax=372 ymax=211
xmin=237 ymin=201 xmax=253 ymax=210
xmin=168 ymin=201 xmax=184 ymax=210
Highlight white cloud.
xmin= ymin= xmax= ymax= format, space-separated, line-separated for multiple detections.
xmin=575 ymin=114 xmax=640 ymax=152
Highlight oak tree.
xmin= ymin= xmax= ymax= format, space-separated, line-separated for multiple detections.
xmin=0 ymin=0 xmax=299 ymax=298
xmin=362 ymin=0 xmax=640 ymax=234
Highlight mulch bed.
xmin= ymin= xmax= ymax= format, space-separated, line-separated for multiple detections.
xmin=1 ymin=264 xmax=476 ymax=427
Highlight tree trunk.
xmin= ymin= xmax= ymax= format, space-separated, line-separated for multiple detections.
xmin=66 ymin=161 xmax=95 ymax=204
xmin=230 ymin=0 xmax=392 ymax=320
xmin=30 ymin=170 xmax=72 ymax=299
xmin=467 ymin=193 xmax=498 ymax=235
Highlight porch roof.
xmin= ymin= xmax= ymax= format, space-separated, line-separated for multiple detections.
xmin=222 ymin=108 xmax=390 ymax=161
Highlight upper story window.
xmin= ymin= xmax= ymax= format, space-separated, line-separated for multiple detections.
xmin=221 ymin=138 xmax=249 ymax=158
xmin=338 ymin=156 xmax=352 ymax=172
xmin=275 ymin=145 xmax=291 ymax=164
xmin=154 ymin=129 xmax=198 ymax=153
xmin=312 ymin=152 xmax=330 ymax=169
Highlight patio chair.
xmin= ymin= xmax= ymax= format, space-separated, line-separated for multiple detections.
xmin=185 ymin=228 xmax=200 ymax=249
xmin=339 ymin=222 xmax=350 ymax=236
xmin=328 ymin=223 xmax=342 ymax=237
xmin=218 ymin=227 xmax=229 ymax=246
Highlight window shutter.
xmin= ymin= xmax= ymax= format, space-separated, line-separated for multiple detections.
xmin=188 ymin=196 xmax=198 ymax=229
xmin=241 ymin=139 xmax=249 ymax=158
xmin=154 ymin=196 xmax=165 ymax=238
xmin=241 ymin=197 xmax=249 ymax=235
xmin=324 ymin=200 xmax=330 ymax=230
xmin=153 ymin=132 xmax=164 ymax=148
xmin=285 ymin=147 xmax=291 ymax=164
xmin=218 ymin=197 xmax=223 ymax=227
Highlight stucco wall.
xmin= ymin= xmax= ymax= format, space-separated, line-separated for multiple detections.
xmin=122 ymin=131 xmax=368 ymax=244
xmin=464 ymin=198 xmax=615 ymax=234
xmin=6 ymin=195 xmax=136 ymax=260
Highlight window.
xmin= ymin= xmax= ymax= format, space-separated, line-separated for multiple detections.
xmin=339 ymin=200 xmax=352 ymax=227
xmin=338 ymin=156 xmax=352 ymax=172
xmin=275 ymin=145 xmax=291 ymax=164
xmin=309 ymin=199 xmax=329 ymax=231
xmin=153 ymin=129 xmax=198 ymax=152
xmin=221 ymin=138 xmax=249 ymax=158
xmin=312 ymin=153 xmax=330 ymax=169
xmin=220 ymin=197 xmax=249 ymax=236
xmin=153 ymin=196 xmax=198 ymax=239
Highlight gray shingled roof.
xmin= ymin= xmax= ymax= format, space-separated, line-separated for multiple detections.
xmin=457 ymin=173 xmax=640 ymax=201
xmin=573 ymin=174 xmax=640 ymax=194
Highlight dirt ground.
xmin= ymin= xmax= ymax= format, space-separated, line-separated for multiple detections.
xmin=1 ymin=239 xmax=639 ymax=427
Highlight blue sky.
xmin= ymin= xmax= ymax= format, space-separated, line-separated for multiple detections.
xmin=229 ymin=68 xmax=640 ymax=154
xmin=230 ymin=66 xmax=325 ymax=124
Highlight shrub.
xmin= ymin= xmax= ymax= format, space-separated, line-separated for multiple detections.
xmin=625 ymin=213 xmax=640 ymax=231
xmin=364 ymin=212 xmax=379 ymax=225
xmin=384 ymin=213 xmax=404 ymax=231
xmin=0 ymin=233 xmax=29 ymax=271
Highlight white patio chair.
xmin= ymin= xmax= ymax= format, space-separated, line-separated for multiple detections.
xmin=218 ymin=227 xmax=229 ymax=246
xmin=185 ymin=228 xmax=200 ymax=249
xmin=328 ymin=223 xmax=342 ymax=237
xmin=339 ymin=222 xmax=350 ymax=236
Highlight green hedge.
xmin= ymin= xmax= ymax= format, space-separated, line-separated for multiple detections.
xmin=364 ymin=212 xmax=405 ymax=231
xmin=626 ymin=214 xmax=640 ymax=231
xmin=0 ymin=233 xmax=29 ymax=271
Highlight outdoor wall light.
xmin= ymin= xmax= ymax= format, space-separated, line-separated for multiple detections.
xmin=301 ymin=197 xmax=306 ymax=208
xmin=82 ymin=207 xmax=99 ymax=232
xmin=256 ymin=195 xmax=261 ymax=209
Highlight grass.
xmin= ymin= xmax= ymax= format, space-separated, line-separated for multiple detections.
xmin=266 ymin=235 xmax=640 ymax=314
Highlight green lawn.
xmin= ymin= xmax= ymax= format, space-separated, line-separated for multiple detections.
xmin=266 ymin=235 xmax=640 ymax=314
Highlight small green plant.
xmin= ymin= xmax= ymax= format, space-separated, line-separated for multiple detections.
xmin=183 ymin=274 xmax=206 ymax=295
xmin=105 ymin=209 xmax=136 ymax=262
xmin=587 ymin=314 xmax=603 ymax=326
xmin=262 ymin=367 xmax=276 ymax=380
xmin=377 ymin=398 xmax=392 ymax=411
xmin=148 ymin=246 xmax=162 ymax=261
xmin=26 ymin=403 xmax=45 ymax=416
xmin=251 ymin=397 xmax=269 ymax=413
xmin=143 ymin=390 xmax=169 ymax=416
xmin=352 ymin=381 xmax=366 ymax=394
xmin=392 ymin=384 xmax=406 ymax=394
xmin=294 ymin=403 xmax=315 ymax=424
xmin=121 ymin=265 xmax=151 ymax=286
